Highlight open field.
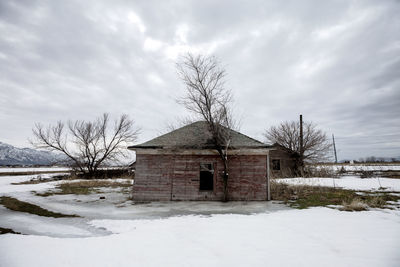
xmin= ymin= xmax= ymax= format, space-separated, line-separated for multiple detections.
xmin=277 ymin=176 xmax=400 ymax=191
xmin=313 ymin=163 xmax=400 ymax=171
xmin=0 ymin=172 xmax=399 ymax=266
xmin=311 ymin=163 xmax=400 ymax=179
xmin=0 ymin=167 xmax=71 ymax=176
xmin=0 ymin=166 xmax=128 ymax=176
xmin=0 ymin=167 xmax=70 ymax=173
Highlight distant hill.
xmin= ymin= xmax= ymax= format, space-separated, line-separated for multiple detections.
xmin=0 ymin=141 xmax=64 ymax=166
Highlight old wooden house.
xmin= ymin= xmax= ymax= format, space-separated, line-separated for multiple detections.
xmin=128 ymin=121 xmax=295 ymax=201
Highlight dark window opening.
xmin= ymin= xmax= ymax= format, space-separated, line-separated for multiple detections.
xmin=272 ymin=159 xmax=281 ymax=171
xmin=200 ymin=163 xmax=214 ymax=191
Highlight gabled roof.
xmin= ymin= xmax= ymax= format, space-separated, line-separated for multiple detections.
xmin=129 ymin=121 xmax=271 ymax=150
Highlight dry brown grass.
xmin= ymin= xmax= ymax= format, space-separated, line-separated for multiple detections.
xmin=12 ymin=174 xmax=72 ymax=185
xmin=340 ymin=198 xmax=368 ymax=211
xmin=0 ymin=196 xmax=78 ymax=217
xmin=368 ymin=196 xmax=387 ymax=208
xmin=36 ymin=179 xmax=132 ymax=196
xmin=12 ymin=169 xmax=134 ymax=185
xmin=0 ymin=170 xmax=67 ymax=177
xmin=0 ymin=227 xmax=21 ymax=235
xmin=271 ymin=179 xmax=400 ymax=210
xmin=62 ymin=180 xmax=132 ymax=188
xmin=304 ymin=166 xmax=338 ymax=178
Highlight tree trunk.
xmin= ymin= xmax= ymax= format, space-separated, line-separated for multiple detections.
xmin=222 ymin=161 xmax=229 ymax=202
xmin=299 ymin=114 xmax=304 ymax=176
xmin=223 ymin=173 xmax=228 ymax=202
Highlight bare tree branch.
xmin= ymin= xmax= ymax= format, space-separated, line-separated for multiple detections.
xmin=31 ymin=113 xmax=139 ymax=176
xmin=264 ymin=120 xmax=332 ymax=170
xmin=177 ymin=53 xmax=235 ymax=201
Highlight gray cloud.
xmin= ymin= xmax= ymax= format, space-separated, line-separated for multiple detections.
xmin=0 ymin=0 xmax=399 ymax=160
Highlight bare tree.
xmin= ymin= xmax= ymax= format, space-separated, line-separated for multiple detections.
xmin=31 ymin=114 xmax=139 ymax=176
xmin=177 ymin=53 xmax=235 ymax=201
xmin=264 ymin=120 xmax=332 ymax=173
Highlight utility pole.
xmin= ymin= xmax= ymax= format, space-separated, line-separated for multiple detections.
xmin=332 ymin=134 xmax=338 ymax=163
xmin=299 ymin=114 xmax=304 ymax=176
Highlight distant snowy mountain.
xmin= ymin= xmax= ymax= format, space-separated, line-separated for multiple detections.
xmin=0 ymin=142 xmax=63 ymax=166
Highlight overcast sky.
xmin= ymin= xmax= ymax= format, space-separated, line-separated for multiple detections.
xmin=0 ymin=0 xmax=399 ymax=161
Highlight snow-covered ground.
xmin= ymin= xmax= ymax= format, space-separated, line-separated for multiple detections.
xmin=1 ymin=208 xmax=399 ymax=267
xmin=0 ymin=167 xmax=70 ymax=173
xmin=0 ymin=166 xmax=123 ymax=173
xmin=0 ymin=175 xmax=288 ymax=231
xmin=0 ymin=174 xmax=65 ymax=194
xmin=317 ymin=164 xmax=400 ymax=172
xmin=277 ymin=176 xmax=400 ymax=191
xmin=0 ymin=174 xmax=400 ymax=267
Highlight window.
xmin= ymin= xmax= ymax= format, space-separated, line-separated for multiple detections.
xmin=272 ymin=159 xmax=281 ymax=171
xmin=200 ymin=163 xmax=214 ymax=191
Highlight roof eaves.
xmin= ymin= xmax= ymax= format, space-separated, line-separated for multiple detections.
xmin=128 ymin=145 xmax=163 ymax=149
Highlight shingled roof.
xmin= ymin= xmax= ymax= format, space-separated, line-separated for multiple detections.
xmin=129 ymin=121 xmax=270 ymax=150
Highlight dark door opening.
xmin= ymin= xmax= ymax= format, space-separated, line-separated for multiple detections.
xmin=200 ymin=163 xmax=214 ymax=191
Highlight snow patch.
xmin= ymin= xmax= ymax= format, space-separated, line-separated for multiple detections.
xmin=277 ymin=176 xmax=400 ymax=191
xmin=0 ymin=208 xmax=399 ymax=267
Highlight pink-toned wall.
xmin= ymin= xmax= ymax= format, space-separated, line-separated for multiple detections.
xmin=132 ymin=154 xmax=268 ymax=201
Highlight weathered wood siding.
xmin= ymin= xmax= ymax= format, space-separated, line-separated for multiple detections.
xmin=132 ymin=154 xmax=267 ymax=201
xmin=269 ymin=149 xmax=296 ymax=178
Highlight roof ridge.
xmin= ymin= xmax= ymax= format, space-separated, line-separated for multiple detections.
xmin=129 ymin=120 xmax=268 ymax=149
xmin=152 ymin=121 xmax=203 ymax=141
xmin=229 ymin=129 xmax=265 ymax=145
